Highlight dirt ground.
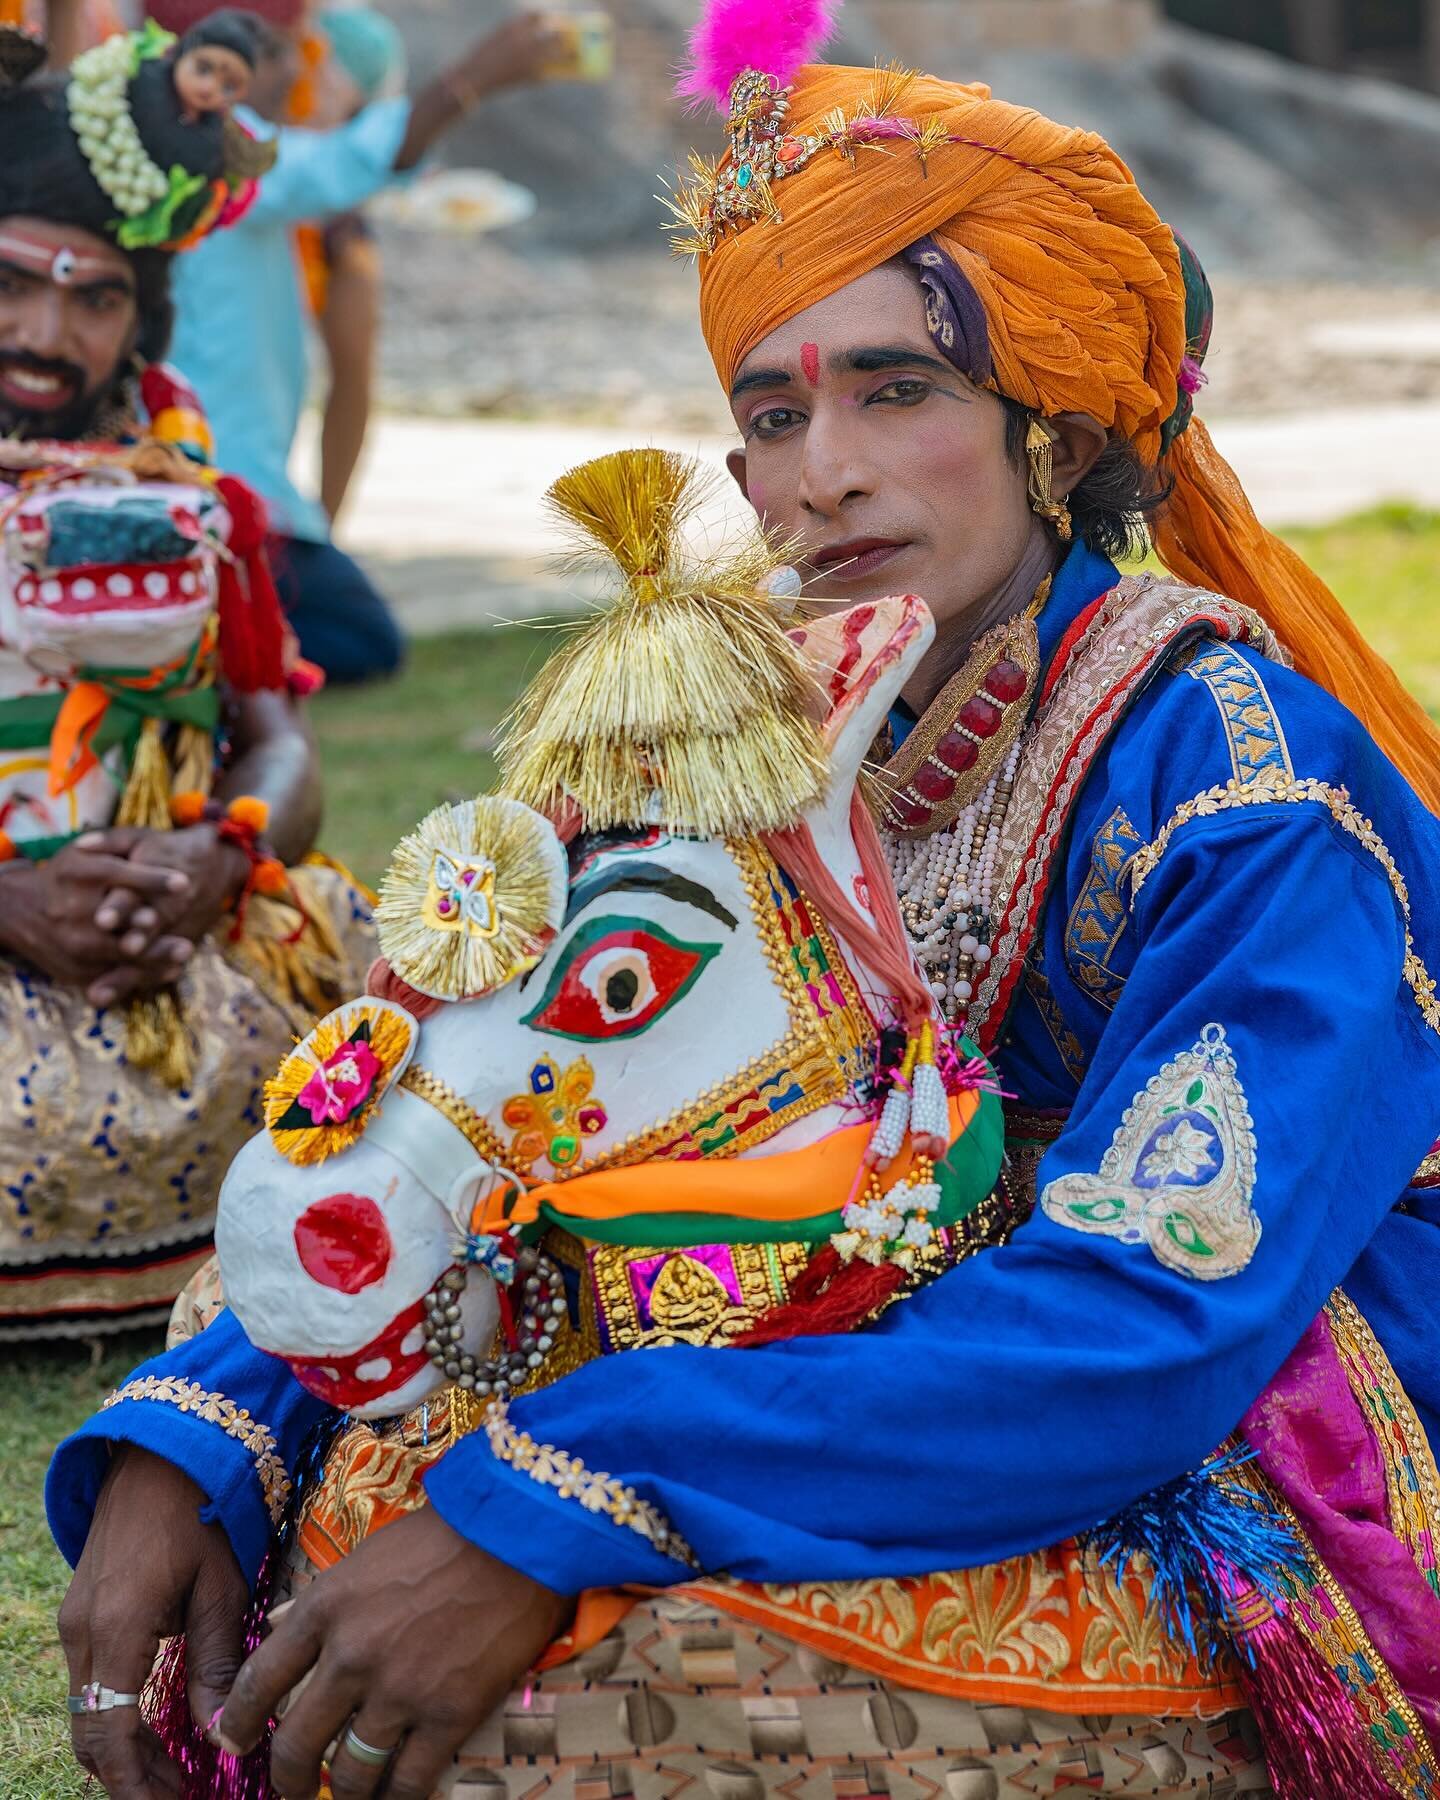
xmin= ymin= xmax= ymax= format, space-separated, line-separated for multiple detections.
xmin=371 ymin=233 xmax=1440 ymax=430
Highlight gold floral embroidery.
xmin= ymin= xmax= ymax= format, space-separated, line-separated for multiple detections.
xmin=1128 ymin=767 xmax=1440 ymax=1039
xmin=1078 ymin=1554 xmax=1199 ymax=1686
xmin=482 ymin=1399 xmax=696 ymax=1567
xmin=102 ymin=1375 xmax=290 ymax=1525
xmin=715 ymin=1537 xmax=1240 ymax=1707
xmin=922 ymin=1560 xmax=1070 ymax=1675
xmin=773 ymin=1578 xmax=920 ymax=1652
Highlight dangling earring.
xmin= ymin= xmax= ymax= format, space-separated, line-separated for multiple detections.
xmin=1026 ymin=418 xmax=1073 ymax=543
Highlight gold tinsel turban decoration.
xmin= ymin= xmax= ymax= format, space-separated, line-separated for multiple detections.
xmin=499 ymin=447 xmax=828 ymax=837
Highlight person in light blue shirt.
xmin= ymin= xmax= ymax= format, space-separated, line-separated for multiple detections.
xmin=168 ymin=9 xmax=569 ymax=683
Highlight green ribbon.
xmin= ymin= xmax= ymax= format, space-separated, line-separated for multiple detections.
xmin=0 ymin=648 xmax=219 ymax=859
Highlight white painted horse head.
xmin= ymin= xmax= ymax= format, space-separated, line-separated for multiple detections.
xmin=216 ymin=596 xmax=935 ymax=1418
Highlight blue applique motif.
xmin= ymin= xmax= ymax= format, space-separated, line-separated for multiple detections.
xmin=1041 ymin=1023 xmax=1259 ymax=1280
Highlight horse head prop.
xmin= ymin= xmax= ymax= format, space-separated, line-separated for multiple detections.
xmin=217 ymin=451 xmax=1003 ymax=1418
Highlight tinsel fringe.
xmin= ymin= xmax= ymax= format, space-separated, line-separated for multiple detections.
xmin=142 ymin=1556 xmax=279 ymax=1800
xmin=375 ymin=796 xmax=566 ymax=1001
xmin=1221 ymin=1571 xmax=1397 ymax=1800
xmin=498 ymin=449 xmax=826 ymax=837
xmin=1087 ymin=1446 xmax=1400 ymax=1799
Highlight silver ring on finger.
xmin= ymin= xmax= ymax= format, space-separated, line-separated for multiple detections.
xmin=342 ymin=1725 xmax=398 ymax=1768
xmin=67 ymin=1683 xmax=141 ymax=1714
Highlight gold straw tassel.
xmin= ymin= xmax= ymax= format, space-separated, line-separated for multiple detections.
xmin=126 ymin=990 xmax=195 ymax=1090
xmin=115 ymin=715 xmax=173 ymax=830
xmin=499 ymin=449 xmax=828 ymax=837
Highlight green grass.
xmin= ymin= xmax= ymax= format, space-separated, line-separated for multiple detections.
xmin=309 ymin=623 xmax=555 ymax=888
xmin=3 ymin=505 xmax=1439 ymax=1796
xmin=0 ymin=1334 xmax=159 ymax=1797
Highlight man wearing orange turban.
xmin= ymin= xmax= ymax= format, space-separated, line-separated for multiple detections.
xmin=41 ymin=16 xmax=1440 ymax=1800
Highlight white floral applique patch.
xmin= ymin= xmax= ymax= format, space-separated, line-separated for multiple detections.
xmin=1041 ymin=1023 xmax=1259 ymax=1280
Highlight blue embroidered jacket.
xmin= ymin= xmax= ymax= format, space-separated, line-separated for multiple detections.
xmin=48 ymin=544 xmax=1440 ymax=1596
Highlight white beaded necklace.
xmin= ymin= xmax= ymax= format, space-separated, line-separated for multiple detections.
xmin=882 ymin=739 xmax=1022 ymax=1025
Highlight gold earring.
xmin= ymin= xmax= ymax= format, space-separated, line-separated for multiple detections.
xmin=1026 ymin=418 xmax=1072 ymax=543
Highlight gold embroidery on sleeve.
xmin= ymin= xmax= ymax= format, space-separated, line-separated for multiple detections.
xmin=1127 ymin=769 xmax=1440 ymax=1040
xmin=1063 ymin=805 xmax=1142 ymax=1011
xmin=102 ymin=1375 xmax=290 ymax=1525
xmin=1181 ymin=643 xmax=1294 ymax=787
xmin=482 ymin=1400 xmax=697 ymax=1567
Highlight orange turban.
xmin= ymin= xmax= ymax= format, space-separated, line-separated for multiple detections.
xmin=693 ymin=65 xmax=1440 ymax=814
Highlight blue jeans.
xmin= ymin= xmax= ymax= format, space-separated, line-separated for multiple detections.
xmin=268 ymin=533 xmax=405 ymax=686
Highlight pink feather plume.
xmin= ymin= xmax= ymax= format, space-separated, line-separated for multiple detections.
xmin=677 ymin=0 xmax=840 ymax=112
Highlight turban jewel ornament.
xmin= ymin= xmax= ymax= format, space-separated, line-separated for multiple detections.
xmin=498 ymin=448 xmax=828 ymax=838
xmin=376 ymin=795 xmax=569 ymax=1002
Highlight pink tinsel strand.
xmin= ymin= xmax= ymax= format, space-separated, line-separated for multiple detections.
xmin=847 ymin=115 xmax=920 ymax=141
xmin=141 ymin=1555 xmax=279 ymax=1799
xmin=676 ymin=0 xmax=839 ymax=111
xmin=1179 ymin=354 xmax=1209 ymax=396
xmin=1216 ymin=1566 xmax=1398 ymax=1800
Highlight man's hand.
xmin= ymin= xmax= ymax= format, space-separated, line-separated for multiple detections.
xmin=0 ymin=838 xmax=194 ymax=995
xmin=218 ymin=1506 xmax=571 ymax=1800
xmin=58 ymin=1445 xmax=250 ymax=1800
xmin=79 ymin=825 xmax=251 ymax=1007
xmin=457 ymin=12 xmax=574 ymax=98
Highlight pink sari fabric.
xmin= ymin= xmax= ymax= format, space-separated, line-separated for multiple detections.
xmin=1244 ymin=1311 xmax=1440 ymax=1736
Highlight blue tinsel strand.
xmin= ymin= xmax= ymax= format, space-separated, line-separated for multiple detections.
xmin=1083 ymin=1442 xmax=1309 ymax=1663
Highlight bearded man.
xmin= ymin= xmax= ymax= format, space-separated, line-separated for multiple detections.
xmin=47 ymin=6 xmax=1440 ymax=1798
xmin=0 ymin=26 xmax=376 ymax=1340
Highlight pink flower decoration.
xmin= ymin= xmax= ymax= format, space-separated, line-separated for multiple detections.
xmin=297 ymin=1038 xmax=382 ymax=1126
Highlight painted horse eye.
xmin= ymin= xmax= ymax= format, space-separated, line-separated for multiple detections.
xmin=521 ymin=914 xmax=718 ymax=1042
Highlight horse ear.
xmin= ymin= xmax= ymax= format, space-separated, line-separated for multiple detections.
xmin=789 ymin=595 xmax=935 ymax=830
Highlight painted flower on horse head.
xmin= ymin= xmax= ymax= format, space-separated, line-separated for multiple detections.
xmin=296 ymin=1038 xmax=382 ymax=1126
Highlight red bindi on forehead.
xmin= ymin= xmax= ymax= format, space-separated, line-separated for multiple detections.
xmin=800 ymin=342 xmax=820 ymax=385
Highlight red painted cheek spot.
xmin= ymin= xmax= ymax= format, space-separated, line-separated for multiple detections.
xmin=294 ymin=1192 xmax=392 ymax=1293
xmin=800 ymin=342 xmax=820 ymax=385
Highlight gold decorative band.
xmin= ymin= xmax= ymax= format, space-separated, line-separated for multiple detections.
xmin=398 ymin=1065 xmax=509 ymax=1166
xmin=102 ymin=1375 xmax=290 ymax=1525
xmin=482 ymin=1399 xmax=697 ymax=1568
xmin=1128 ymin=769 xmax=1440 ymax=1040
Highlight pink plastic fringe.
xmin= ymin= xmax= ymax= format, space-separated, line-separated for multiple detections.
xmin=676 ymin=0 xmax=839 ymax=110
xmin=1223 ymin=1572 xmax=1398 ymax=1800
xmin=141 ymin=1556 xmax=279 ymax=1799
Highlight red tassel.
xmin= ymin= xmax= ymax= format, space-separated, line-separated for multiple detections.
xmin=1225 ymin=1577 xmax=1399 ymax=1800
xmin=734 ymin=1249 xmax=906 ymax=1346
xmin=215 ymin=476 xmax=286 ymax=694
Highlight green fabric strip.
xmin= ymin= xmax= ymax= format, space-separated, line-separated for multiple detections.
xmin=0 ymin=682 xmax=219 ymax=752
xmin=539 ymin=1088 xmax=1007 ymax=1249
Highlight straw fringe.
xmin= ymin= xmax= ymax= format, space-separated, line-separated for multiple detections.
xmin=499 ymin=449 xmax=827 ymax=837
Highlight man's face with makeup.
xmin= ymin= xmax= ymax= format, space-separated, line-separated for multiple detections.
xmin=726 ymin=261 xmax=1035 ymax=636
xmin=0 ymin=217 xmax=139 ymax=440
